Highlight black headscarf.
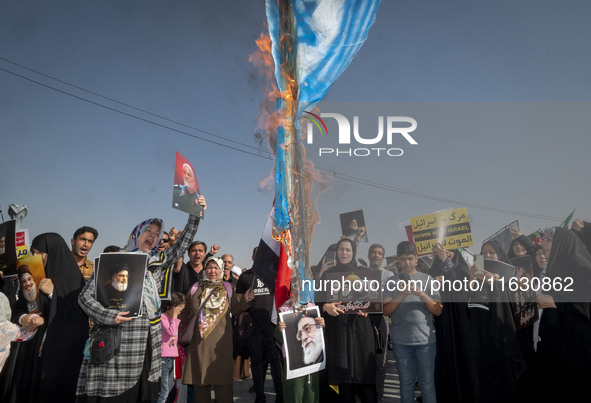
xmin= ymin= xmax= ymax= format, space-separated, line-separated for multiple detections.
xmin=545 ymin=227 xmax=591 ymax=317
xmin=31 ymin=233 xmax=85 ymax=302
xmin=334 ymin=237 xmax=357 ymax=270
xmin=507 ymin=235 xmax=535 ymax=260
xmin=322 ymin=237 xmax=375 ymax=383
xmin=537 ymin=227 xmax=591 ymax=400
xmin=430 ymin=248 xmax=469 ymax=281
xmin=482 ymin=240 xmax=512 ymax=264
xmin=30 ymin=232 xmax=88 ymax=402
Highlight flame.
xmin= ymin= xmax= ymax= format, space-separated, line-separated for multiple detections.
xmin=249 ymin=32 xmax=282 ymax=160
xmin=249 ymin=28 xmax=333 ymax=256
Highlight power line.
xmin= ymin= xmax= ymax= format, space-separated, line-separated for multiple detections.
xmin=0 ymin=59 xmax=565 ymax=222
xmin=0 ymin=57 xmax=270 ymax=156
xmin=325 ymin=171 xmax=564 ymax=221
xmin=0 ymin=66 xmax=274 ymax=160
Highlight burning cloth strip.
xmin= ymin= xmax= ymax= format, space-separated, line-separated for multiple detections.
xmin=265 ymin=0 xmax=381 ymax=304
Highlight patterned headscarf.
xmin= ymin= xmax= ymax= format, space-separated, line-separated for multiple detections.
xmin=198 ymin=257 xmax=228 ymax=340
xmin=540 ymin=227 xmax=556 ymax=241
xmin=123 ymin=218 xmax=163 ymax=257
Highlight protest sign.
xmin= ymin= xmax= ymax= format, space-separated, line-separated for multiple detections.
xmin=172 ymin=151 xmax=204 ymax=218
xmin=0 ymin=220 xmax=17 ymax=276
xmin=339 ymin=209 xmax=368 ymax=243
xmin=15 ymin=229 xmax=30 ymax=260
xmin=510 ymin=256 xmax=539 ymax=330
xmin=95 ymin=253 xmax=148 ymax=317
xmin=483 ymin=220 xmax=519 ymax=256
xmin=279 ymin=306 xmax=326 ymax=380
xmin=410 ymin=208 xmax=473 ymax=255
xmin=324 ymin=270 xmax=383 ymax=314
xmin=16 ymin=254 xmax=45 ymax=285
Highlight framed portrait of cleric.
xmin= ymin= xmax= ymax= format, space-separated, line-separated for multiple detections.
xmin=15 ymin=254 xmax=45 ymax=311
xmin=482 ymin=220 xmax=519 ymax=257
xmin=339 ymin=209 xmax=368 ymax=244
xmin=279 ymin=306 xmax=326 ymax=380
xmin=510 ymin=256 xmax=539 ymax=330
xmin=483 ymin=259 xmax=516 ymax=281
xmin=172 ymin=151 xmax=204 ymax=219
xmin=325 ymin=270 xmax=383 ymax=314
xmin=95 ymin=252 xmax=148 ymax=317
xmin=16 ymin=254 xmax=45 ymax=285
xmin=0 ymin=220 xmax=18 ymax=277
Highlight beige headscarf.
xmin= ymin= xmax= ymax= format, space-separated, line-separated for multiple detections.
xmin=198 ymin=256 xmax=229 ymax=339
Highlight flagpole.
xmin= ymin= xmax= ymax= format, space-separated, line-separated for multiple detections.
xmin=276 ymin=0 xmax=310 ymax=305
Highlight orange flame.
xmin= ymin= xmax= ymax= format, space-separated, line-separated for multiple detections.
xmin=249 ymin=30 xmax=333 ymax=251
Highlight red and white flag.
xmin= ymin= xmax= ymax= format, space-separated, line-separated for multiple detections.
xmin=251 ymin=205 xmax=291 ymax=321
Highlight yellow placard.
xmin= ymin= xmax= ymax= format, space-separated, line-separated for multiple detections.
xmin=16 ymin=245 xmax=29 ymax=259
xmin=410 ymin=208 xmax=473 ymax=255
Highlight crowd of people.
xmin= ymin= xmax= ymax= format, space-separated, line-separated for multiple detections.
xmin=0 ymin=203 xmax=590 ymax=403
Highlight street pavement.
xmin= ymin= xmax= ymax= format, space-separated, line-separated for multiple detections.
xmin=229 ymin=350 xmax=413 ymax=402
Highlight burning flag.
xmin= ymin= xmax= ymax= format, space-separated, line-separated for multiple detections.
xmin=263 ymin=0 xmax=381 ymax=304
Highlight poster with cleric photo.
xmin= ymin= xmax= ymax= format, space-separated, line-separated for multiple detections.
xmin=0 ymin=220 xmax=17 ymax=277
xmin=280 ymin=306 xmax=326 ymax=380
xmin=510 ymin=255 xmax=539 ymax=331
xmin=172 ymin=151 xmax=204 ymax=219
xmin=339 ymin=209 xmax=368 ymax=244
xmin=95 ymin=252 xmax=148 ymax=317
xmin=324 ymin=270 xmax=383 ymax=314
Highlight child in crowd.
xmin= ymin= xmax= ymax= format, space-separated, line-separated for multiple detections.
xmin=157 ymin=292 xmax=187 ymax=403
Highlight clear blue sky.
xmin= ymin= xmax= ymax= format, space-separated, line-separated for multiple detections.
xmin=1 ymin=0 xmax=590 ymax=267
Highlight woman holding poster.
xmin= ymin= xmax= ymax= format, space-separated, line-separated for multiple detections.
xmin=319 ymin=237 xmax=387 ymax=402
xmin=76 ymin=197 xmax=205 ymax=403
xmin=1 ymin=265 xmax=51 ymax=403
xmin=1 ymin=233 xmax=88 ymax=403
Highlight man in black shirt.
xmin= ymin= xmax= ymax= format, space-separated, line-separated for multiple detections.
xmin=236 ymin=247 xmax=283 ymax=403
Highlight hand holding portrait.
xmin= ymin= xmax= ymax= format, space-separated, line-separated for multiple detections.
xmin=322 ymin=302 xmax=344 ymax=317
xmin=354 ymin=226 xmax=366 ymax=242
xmin=38 ymin=278 xmax=54 ymax=295
xmin=114 ymin=311 xmax=131 ymax=325
xmin=571 ymin=218 xmax=584 ymax=232
xmin=198 ymin=195 xmax=207 ymax=210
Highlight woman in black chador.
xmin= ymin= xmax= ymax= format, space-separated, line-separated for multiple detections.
xmin=536 ymin=227 xmax=591 ymax=402
xmin=1 ymin=233 xmax=88 ymax=403
xmin=320 ymin=238 xmax=388 ymax=403
xmin=429 ymin=243 xmax=477 ymax=403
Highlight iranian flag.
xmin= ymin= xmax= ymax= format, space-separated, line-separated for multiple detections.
xmin=251 ymin=205 xmax=291 ymax=321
